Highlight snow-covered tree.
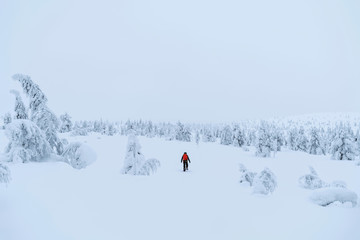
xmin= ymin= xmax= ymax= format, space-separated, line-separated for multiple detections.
xmin=220 ymin=125 xmax=233 ymax=145
xmin=195 ymin=130 xmax=200 ymax=145
xmin=296 ymin=127 xmax=308 ymax=152
xmin=175 ymin=122 xmax=191 ymax=142
xmin=12 ymin=74 xmax=63 ymax=154
xmin=5 ymin=120 xmax=52 ymax=163
xmin=122 ymin=134 xmax=160 ymax=175
xmin=308 ymin=127 xmax=325 ymax=155
xmin=10 ymin=90 xmax=28 ymax=119
xmin=239 ymin=163 xmax=257 ymax=186
xmin=0 ymin=163 xmax=11 ymax=184
xmin=3 ymin=112 xmax=12 ymax=127
xmin=270 ymin=125 xmax=283 ymax=152
xmin=298 ymin=166 xmax=326 ymax=189
xmin=354 ymin=129 xmax=360 ymax=154
xmin=252 ymin=167 xmax=277 ymax=194
xmin=202 ymin=128 xmax=216 ymax=142
xmin=233 ymin=126 xmax=245 ymax=148
xmin=255 ymin=122 xmax=272 ymax=157
xmin=107 ymin=122 xmax=117 ymax=136
xmin=287 ymin=127 xmax=298 ymax=150
xmin=32 ymin=107 xmax=62 ymax=154
xmin=330 ymin=127 xmax=356 ymax=160
xmin=59 ymin=113 xmax=73 ymax=133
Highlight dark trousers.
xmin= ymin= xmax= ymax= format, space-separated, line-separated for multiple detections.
xmin=183 ymin=161 xmax=188 ymax=171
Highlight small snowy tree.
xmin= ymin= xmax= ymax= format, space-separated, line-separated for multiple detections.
xmin=10 ymin=90 xmax=28 ymax=119
xmin=252 ymin=168 xmax=277 ymax=194
xmin=107 ymin=122 xmax=117 ymax=136
xmin=308 ymin=127 xmax=325 ymax=155
xmin=287 ymin=127 xmax=298 ymax=151
xmin=255 ymin=122 xmax=272 ymax=157
xmin=59 ymin=113 xmax=73 ymax=133
xmin=3 ymin=112 xmax=12 ymax=127
xmin=195 ymin=130 xmax=200 ymax=145
xmin=296 ymin=127 xmax=308 ymax=152
xmin=202 ymin=128 xmax=216 ymax=142
xmin=233 ymin=126 xmax=245 ymax=148
xmin=175 ymin=122 xmax=191 ymax=142
xmin=0 ymin=163 xmax=11 ymax=184
xmin=122 ymin=134 xmax=160 ymax=175
xmin=298 ymin=166 xmax=326 ymax=189
xmin=220 ymin=125 xmax=233 ymax=145
xmin=270 ymin=125 xmax=283 ymax=152
xmin=239 ymin=163 xmax=257 ymax=186
xmin=5 ymin=120 xmax=52 ymax=163
xmin=330 ymin=127 xmax=356 ymax=160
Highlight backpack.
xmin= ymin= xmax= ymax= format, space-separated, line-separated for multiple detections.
xmin=182 ymin=154 xmax=189 ymax=161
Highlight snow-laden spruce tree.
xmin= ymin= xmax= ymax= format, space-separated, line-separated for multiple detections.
xmin=255 ymin=122 xmax=272 ymax=157
xmin=3 ymin=112 xmax=12 ymax=127
xmin=12 ymin=74 xmax=63 ymax=154
xmin=220 ymin=125 xmax=233 ymax=145
xmin=195 ymin=130 xmax=200 ymax=145
xmin=122 ymin=134 xmax=160 ymax=175
xmin=252 ymin=167 xmax=277 ymax=194
xmin=0 ymin=163 xmax=11 ymax=184
xmin=270 ymin=125 xmax=283 ymax=152
xmin=107 ymin=122 xmax=117 ymax=136
xmin=330 ymin=127 xmax=356 ymax=160
xmin=202 ymin=128 xmax=216 ymax=142
xmin=233 ymin=126 xmax=245 ymax=148
xmin=175 ymin=122 xmax=191 ymax=142
xmin=308 ymin=127 xmax=325 ymax=155
xmin=296 ymin=127 xmax=308 ymax=152
xmin=5 ymin=120 xmax=52 ymax=163
xmin=287 ymin=127 xmax=298 ymax=150
xmin=59 ymin=113 xmax=73 ymax=133
xmin=10 ymin=90 xmax=28 ymax=120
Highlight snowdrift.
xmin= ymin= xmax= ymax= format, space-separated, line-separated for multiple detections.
xmin=310 ymin=187 xmax=358 ymax=207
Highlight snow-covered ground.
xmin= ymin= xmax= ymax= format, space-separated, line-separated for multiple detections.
xmin=1 ymin=130 xmax=359 ymax=240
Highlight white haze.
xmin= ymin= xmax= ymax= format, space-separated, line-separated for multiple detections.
xmin=1 ymin=0 xmax=360 ymax=122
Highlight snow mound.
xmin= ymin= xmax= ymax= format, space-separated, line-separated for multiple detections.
xmin=239 ymin=163 xmax=257 ymax=186
xmin=298 ymin=166 xmax=326 ymax=189
xmin=62 ymin=142 xmax=97 ymax=169
xmin=253 ymin=167 xmax=277 ymax=195
xmin=0 ymin=163 xmax=11 ymax=184
xmin=310 ymin=187 xmax=358 ymax=207
xmin=138 ymin=158 xmax=161 ymax=175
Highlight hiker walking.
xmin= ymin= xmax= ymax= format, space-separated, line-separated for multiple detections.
xmin=181 ymin=152 xmax=191 ymax=172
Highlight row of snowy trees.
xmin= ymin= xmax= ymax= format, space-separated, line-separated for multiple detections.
xmin=63 ymin=117 xmax=360 ymax=161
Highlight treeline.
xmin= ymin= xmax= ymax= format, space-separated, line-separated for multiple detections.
xmin=57 ymin=117 xmax=360 ymax=161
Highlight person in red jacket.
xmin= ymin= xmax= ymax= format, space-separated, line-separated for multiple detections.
xmin=181 ymin=152 xmax=191 ymax=172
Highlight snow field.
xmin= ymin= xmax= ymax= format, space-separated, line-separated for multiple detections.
xmin=0 ymin=131 xmax=360 ymax=240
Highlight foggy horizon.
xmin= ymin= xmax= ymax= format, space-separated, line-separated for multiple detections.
xmin=1 ymin=0 xmax=360 ymax=122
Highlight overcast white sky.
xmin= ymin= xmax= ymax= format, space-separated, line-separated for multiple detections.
xmin=1 ymin=0 xmax=360 ymax=122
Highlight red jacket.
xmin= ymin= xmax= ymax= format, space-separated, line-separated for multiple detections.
xmin=181 ymin=153 xmax=190 ymax=162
